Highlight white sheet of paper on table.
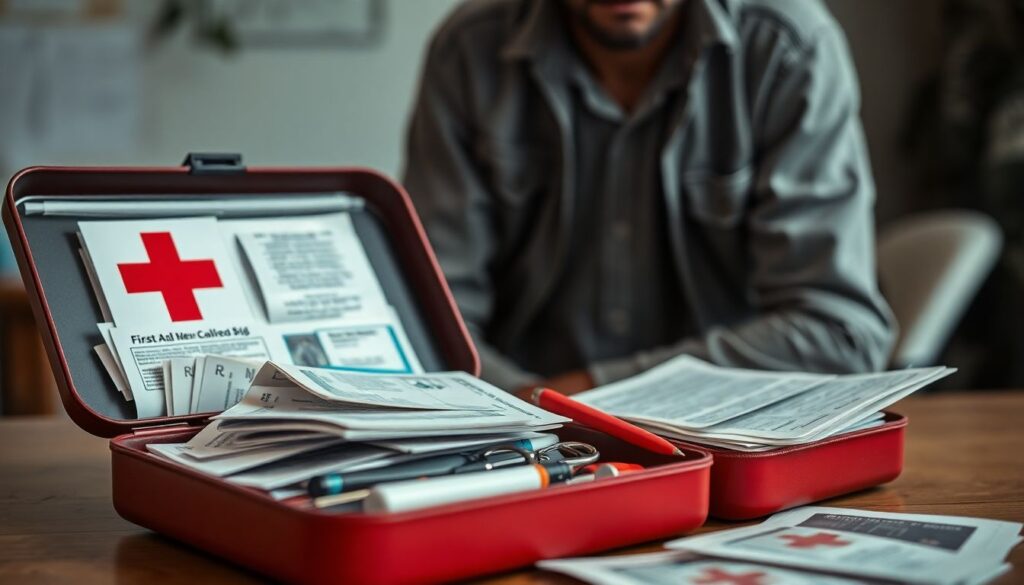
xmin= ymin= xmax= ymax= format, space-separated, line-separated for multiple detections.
xmin=538 ymin=550 xmax=865 ymax=585
xmin=666 ymin=506 xmax=1022 ymax=585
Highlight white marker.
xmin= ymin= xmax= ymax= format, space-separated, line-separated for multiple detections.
xmin=363 ymin=461 xmax=573 ymax=514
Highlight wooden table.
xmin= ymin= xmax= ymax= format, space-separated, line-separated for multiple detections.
xmin=1 ymin=392 xmax=1022 ymax=584
xmin=0 ymin=278 xmax=57 ymax=415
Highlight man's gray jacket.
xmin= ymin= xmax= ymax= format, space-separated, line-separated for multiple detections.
xmin=402 ymin=0 xmax=896 ymax=390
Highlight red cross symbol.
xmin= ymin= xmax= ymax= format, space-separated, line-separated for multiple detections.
xmin=117 ymin=232 xmax=223 ymax=322
xmin=692 ymin=567 xmax=768 ymax=585
xmin=778 ymin=532 xmax=852 ymax=549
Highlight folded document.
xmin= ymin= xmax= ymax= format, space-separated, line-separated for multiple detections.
xmin=576 ymin=356 xmax=954 ymax=451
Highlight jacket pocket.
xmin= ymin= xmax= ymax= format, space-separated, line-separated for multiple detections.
xmin=476 ymin=141 xmax=554 ymax=206
xmin=681 ymin=165 xmax=754 ymax=227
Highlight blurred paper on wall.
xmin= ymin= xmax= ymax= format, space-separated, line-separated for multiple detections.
xmin=35 ymin=24 xmax=142 ymax=153
xmin=0 ymin=25 xmax=38 ymax=167
xmin=5 ymin=0 xmax=87 ymax=14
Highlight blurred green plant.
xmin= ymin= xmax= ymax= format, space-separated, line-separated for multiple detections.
xmin=148 ymin=0 xmax=239 ymax=53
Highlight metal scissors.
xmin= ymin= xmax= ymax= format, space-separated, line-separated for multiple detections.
xmin=462 ymin=441 xmax=600 ymax=472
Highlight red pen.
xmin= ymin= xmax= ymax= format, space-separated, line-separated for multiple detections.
xmin=531 ymin=388 xmax=684 ymax=457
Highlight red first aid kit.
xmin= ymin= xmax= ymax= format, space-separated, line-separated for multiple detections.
xmin=4 ymin=155 xmax=907 ymax=584
xmin=695 ymin=413 xmax=907 ymax=520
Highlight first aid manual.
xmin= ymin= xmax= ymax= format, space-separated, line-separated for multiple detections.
xmin=78 ymin=212 xmax=423 ymax=419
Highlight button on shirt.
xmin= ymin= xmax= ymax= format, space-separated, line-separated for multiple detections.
xmin=517 ymin=41 xmax=692 ymax=378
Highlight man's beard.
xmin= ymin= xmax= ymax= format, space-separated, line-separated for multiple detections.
xmin=571 ymin=0 xmax=678 ymax=51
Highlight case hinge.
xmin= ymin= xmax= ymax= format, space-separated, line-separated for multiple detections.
xmin=182 ymin=152 xmax=246 ymax=175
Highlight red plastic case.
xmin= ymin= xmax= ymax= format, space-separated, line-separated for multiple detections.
xmin=3 ymin=159 xmax=714 ymax=584
xmin=4 ymin=158 xmax=908 ymax=583
xmin=696 ymin=413 xmax=908 ymax=520
xmin=113 ymin=425 xmax=710 ymax=585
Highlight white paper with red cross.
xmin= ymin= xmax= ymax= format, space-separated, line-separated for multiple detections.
xmin=667 ymin=506 xmax=1022 ymax=585
xmin=79 ymin=217 xmax=255 ymax=326
xmin=539 ymin=550 xmax=864 ymax=585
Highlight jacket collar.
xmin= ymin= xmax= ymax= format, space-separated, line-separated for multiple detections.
xmin=500 ymin=0 xmax=739 ymax=63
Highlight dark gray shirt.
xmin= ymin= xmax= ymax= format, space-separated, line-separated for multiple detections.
xmin=518 ymin=30 xmax=691 ymax=377
xmin=403 ymin=0 xmax=896 ymax=390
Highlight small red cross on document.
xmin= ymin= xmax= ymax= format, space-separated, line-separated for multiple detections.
xmin=778 ymin=532 xmax=852 ymax=549
xmin=692 ymin=567 xmax=768 ymax=585
xmin=117 ymin=232 xmax=223 ymax=322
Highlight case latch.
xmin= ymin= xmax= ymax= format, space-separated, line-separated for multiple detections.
xmin=182 ymin=152 xmax=246 ymax=175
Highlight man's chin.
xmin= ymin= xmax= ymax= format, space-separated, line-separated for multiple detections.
xmin=572 ymin=1 xmax=681 ymax=51
xmin=581 ymin=23 xmax=661 ymax=50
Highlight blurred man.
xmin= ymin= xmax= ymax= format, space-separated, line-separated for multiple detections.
xmin=403 ymin=0 xmax=895 ymax=394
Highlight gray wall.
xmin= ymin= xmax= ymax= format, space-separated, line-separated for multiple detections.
xmin=3 ymin=0 xmax=943 ymax=224
xmin=825 ymin=0 xmax=944 ymax=223
xmin=0 ymin=0 xmax=463 ymax=179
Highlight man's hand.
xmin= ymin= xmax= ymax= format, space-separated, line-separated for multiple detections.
xmin=514 ymin=369 xmax=595 ymax=401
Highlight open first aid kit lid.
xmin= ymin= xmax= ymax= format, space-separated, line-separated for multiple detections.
xmin=2 ymin=153 xmax=478 ymax=437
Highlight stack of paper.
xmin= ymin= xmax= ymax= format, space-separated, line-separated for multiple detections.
xmin=576 ymin=356 xmax=954 ymax=451
xmin=541 ymin=506 xmax=1022 ymax=585
xmin=77 ymin=211 xmax=424 ymax=418
xmin=147 ymin=361 xmax=569 ymax=495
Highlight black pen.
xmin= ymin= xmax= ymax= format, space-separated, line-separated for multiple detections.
xmin=307 ymin=435 xmax=562 ymax=497
xmin=308 ymin=453 xmax=473 ymax=497
xmin=308 ymin=450 xmax=531 ymax=497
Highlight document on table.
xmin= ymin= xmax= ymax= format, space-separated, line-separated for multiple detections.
xmin=538 ymin=550 xmax=866 ymax=585
xmin=667 ymin=506 xmax=1021 ymax=585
